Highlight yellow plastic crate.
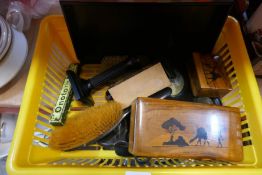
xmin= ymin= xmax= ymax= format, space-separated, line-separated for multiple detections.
xmin=7 ymin=15 xmax=262 ymax=175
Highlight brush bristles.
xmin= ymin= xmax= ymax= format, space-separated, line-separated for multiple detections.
xmin=49 ymin=101 xmax=122 ymax=150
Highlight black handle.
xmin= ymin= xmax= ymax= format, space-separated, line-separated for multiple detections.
xmin=66 ymin=70 xmax=84 ymax=100
xmin=67 ymin=57 xmax=143 ymax=103
xmin=122 ymin=87 xmax=172 ymax=118
xmin=149 ymin=87 xmax=172 ymax=99
xmin=114 ymin=141 xmax=133 ymax=157
xmin=87 ymin=57 xmax=141 ymax=89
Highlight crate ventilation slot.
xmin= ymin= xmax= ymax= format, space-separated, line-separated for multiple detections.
xmin=48 ymin=158 xmax=234 ymax=168
xmin=216 ymin=43 xmax=252 ymax=146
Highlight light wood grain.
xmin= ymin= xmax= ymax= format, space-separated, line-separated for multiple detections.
xmin=108 ymin=63 xmax=171 ymax=109
xmin=129 ymin=97 xmax=243 ymax=161
xmin=189 ymin=53 xmax=232 ymax=97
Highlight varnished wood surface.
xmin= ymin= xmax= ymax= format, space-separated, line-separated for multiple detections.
xmin=129 ymin=97 xmax=243 ymax=161
xmin=189 ymin=52 xmax=232 ymax=97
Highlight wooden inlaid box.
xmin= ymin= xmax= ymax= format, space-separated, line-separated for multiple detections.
xmin=188 ymin=52 xmax=232 ymax=97
xmin=129 ymin=97 xmax=243 ymax=161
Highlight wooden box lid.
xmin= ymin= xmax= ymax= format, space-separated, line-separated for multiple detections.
xmin=129 ymin=97 xmax=243 ymax=161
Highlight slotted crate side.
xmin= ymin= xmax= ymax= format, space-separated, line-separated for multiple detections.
xmin=33 ymin=33 xmax=72 ymax=144
xmin=6 ymin=16 xmax=76 ymax=168
xmin=47 ymin=158 xmax=234 ymax=168
xmin=6 ymin=17 xmax=58 ymax=167
xmin=213 ymin=17 xmax=262 ymax=166
xmin=213 ymin=42 xmax=255 ymax=163
xmin=7 ymin=16 xmax=262 ymax=175
xmin=29 ymin=17 xmax=79 ymax=163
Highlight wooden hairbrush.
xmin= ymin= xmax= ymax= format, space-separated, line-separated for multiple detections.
xmin=49 ymin=102 xmax=122 ymax=150
xmin=49 ymin=88 xmax=172 ymax=151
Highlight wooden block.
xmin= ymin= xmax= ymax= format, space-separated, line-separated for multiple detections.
xmin=108 ymin=63 xmax=171 ymax=109
xmin=188 ymin=52 xmax=232 ymax=97
xmin=129 ymin=97 xmax=243 ymax=161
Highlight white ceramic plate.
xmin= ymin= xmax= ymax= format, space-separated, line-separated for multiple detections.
xmin=0 ymin=16 xmax=12 ymax=61
xmin=0 ymin=27 xmax=27 ymax=88
xmin=0 ymin=16 xmax=12 ymax=60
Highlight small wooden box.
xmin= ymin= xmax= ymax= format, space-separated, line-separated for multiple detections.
xmin=188 ymin=52 xmax=232 ymax=97
xmin=129 ymin=97 xmax=243 ymax=161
